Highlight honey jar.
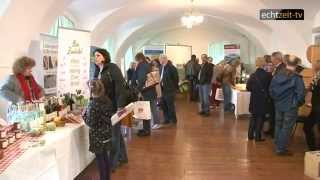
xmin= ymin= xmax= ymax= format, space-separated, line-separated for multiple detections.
xmin=0 ymin=129 xmax=6 ymax=139
xmin=14 ymin=122 xmax=21 ymax=130
xmin=8 ymin=134 xmax=15 ymax=144
xmin=0 ymin=138 xmax=8 ymax=149
xmin=0 ymin=149 xmax=3 ymax=160
xmin=14 ymin=130 xmax=22 ymax=139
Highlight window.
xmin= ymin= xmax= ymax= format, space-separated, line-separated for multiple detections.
xmin=0 ymin=0 xmax=10 ymax=17
xmin=48 ymin=16 xmax=75 ymax=37
xmin=124 ymin=46 xmax=134 ymax=71
xmin=208 ymin=41 xmax=232 ymax=64
xmin=102 ymin=38 xmax=114 ymax=61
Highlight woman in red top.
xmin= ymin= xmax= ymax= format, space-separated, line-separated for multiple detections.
xmin=0 ymin=56 xmax=44 ymax=103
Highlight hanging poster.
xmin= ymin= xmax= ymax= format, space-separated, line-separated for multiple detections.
xmin=57 ymin=28 xmax=91 ymax=97
xmin=224 ymin=44 xmax=240 ymax=56
xmin=41 ymin=35 xmax=58 ymax=95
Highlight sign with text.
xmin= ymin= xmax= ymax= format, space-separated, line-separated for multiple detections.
xmin=224 ymin=44 xmax=240 ymax=56
xmin=57 ymin=28 xmax=91 ymax=97
xmin=40 ymin=35 xmax=58 ymax=95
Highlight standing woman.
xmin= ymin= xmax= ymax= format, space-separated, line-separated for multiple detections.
xmin=0 ymin=56 xmax=44 ymax=103
xmin=93 ymin=48 xmax=128 ymax=171
xmin=246 ymin=57 xmax=272 ymax=141
xmin=133 ymin=52 xmax=159 ymax=136
xmin=82 ymin=80 xmax=113 ymax=180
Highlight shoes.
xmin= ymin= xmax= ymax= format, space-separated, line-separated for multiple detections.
xmin=202 ymin=113 xmax=210 ymax=117
xmin=137 ymin=130 xmax=150 ymax=137
xmin=255 ymin=138 xmax=266 ymax=142
xmin=198 ymin=111 xmax=205 ymax=115
xmin=152 ymin=124 xmax=162 ymax=130
xmin=275 ymin=150 xmax=293 ymax=156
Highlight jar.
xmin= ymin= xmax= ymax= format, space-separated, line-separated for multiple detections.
xmin=0 ymin=149 xmax=3 ymax=160
xmin=0 ymin=138 xmax=8 ymax=149
xmin=0 ymin=129 xmax=6 ymax=139
xmin=8 ymin=134 xmax=15 ymax=144
xmin=14 ymin=130 xmax=22 ymax=139
xmin=14 ymin=122 xmax=21 ymax=130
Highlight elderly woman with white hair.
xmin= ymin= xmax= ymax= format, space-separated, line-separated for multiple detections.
xmin=0 ymin=56 xmax=44 ymax=103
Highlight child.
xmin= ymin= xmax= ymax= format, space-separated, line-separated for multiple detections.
xmin=82 ymin=79 xmax=113 ymax=180
xmin=269 ymin=55 xmax=305 ymax=156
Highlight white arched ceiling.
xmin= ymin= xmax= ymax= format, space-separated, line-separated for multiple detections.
xmin=0 ymin=0 xmax=320 ymax=79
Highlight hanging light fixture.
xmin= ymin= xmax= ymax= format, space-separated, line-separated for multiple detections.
xmin=181 ymin=0 xmax=204 ymax=29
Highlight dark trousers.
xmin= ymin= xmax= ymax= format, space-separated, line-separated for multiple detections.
xmin=188 ymin=77 xmax=198 ymax=101
xmin=267 ymin=102 xmax=276 ymax=135
xmin=248 ymin=114 xmax=265 ymax=140
xmin=162 ymin=94 xmax=177 ymax=123
xmin=110 ymin=123 xmax=128 ymax=169
xmin=303 ymin=111 xmax=320 ymax=151
xmin=95 ymin=152 xmax=110 ymax=180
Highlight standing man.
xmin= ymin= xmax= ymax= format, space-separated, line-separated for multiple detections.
xmin=267 ymin=51 xmax=286 ymax=137
xmin=159 ymin=54 xmax=179 ymax=125
xmin=198 ymin=54 xmax=214 ymax=116
xmin=185 ymin=54 xmax=199 ymax=101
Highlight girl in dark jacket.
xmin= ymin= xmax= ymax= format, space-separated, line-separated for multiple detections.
xmin=82 ymin=79 xmax=113 ymax=180
xmin=246 ymin=57 xmax=272 ymax=141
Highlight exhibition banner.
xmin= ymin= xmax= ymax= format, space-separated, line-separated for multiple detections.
xmin=40 ymin=34 xmax=58 ymax=95
xmin=224 ymin=44 xmax=240 ymax=56
xmin=57 ymin=28 xmax=91 ymax=97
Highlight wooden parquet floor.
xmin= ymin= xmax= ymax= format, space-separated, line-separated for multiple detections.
xmin=76 ymin=96 xmax=311 ymax=180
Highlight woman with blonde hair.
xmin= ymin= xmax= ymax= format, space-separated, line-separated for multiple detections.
xmin=0 ymin=56 xmax=44 ymax=103
xmin=246 ymin=57 xmax=272 ymax=141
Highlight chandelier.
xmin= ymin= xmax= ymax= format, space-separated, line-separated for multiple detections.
xmin=181 ymin=0 xmax=204 ymax=29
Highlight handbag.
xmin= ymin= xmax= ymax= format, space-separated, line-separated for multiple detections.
xmin=143 ymin=71 xmax=159 ymax=90
xmin=215 ymin=88 xmax=224 ymax=101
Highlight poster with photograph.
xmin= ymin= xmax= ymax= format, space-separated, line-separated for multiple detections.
xmin=57 ymin=28 xmax=91 ymax=97
xmin=40 ymin=34 xmax=58 ymax=95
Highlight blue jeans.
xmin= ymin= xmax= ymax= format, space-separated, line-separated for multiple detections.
xmin=150 ymin=99 xmax=160 ymax=125
xmin=274 ymin=108 xmax=298 ymax=153
xmin=198 ymin=84 xmax=210 ymax=113
xmin=222 ymin=83 xmax=232 ymax=111
xmin=110 ymin=122 xmax=128 ymax=169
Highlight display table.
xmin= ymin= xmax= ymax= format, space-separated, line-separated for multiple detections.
xmin=0 ymin=123 xmax=94 ymax=180
xmin=231 ymin=88 xmax=251 ymax=119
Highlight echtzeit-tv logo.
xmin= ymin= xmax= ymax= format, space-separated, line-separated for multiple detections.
xmin=260 ymin=9 xmax=304 ymax=20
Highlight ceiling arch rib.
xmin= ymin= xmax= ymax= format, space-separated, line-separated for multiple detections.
xmin=113 ymin=15 xmax=269 ymax=62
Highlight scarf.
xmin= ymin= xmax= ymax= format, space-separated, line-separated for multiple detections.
xmin=16 ymin=74 xmax=41 ymax=102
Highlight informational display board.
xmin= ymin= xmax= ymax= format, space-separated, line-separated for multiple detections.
xmin=41 ymin=35 xmax=59 ymax=95
xmin=29 ymin=34 xmax=58 ymax=96
xmin=165 ymin=45 xmax=192 ymax=67
xmin=57 ymin=28 xmax=91 ymax=97
xmin=224 ymin=44 xmax=240 ymax=56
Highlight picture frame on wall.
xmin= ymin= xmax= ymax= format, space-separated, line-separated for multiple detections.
xmin=312 ymin=32 xmax=320 ymax=45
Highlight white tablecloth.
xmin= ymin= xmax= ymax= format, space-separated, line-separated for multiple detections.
xmin=0 ymin=123 xmax=94 ymax=180
xmin=231 ymin=89 xmax=251 ymax=119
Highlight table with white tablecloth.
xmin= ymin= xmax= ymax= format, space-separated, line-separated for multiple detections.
xmin=231 ymin=88 xmax=251 ymax=119
xmin=0 ymin=123 xmax=94 ymax=180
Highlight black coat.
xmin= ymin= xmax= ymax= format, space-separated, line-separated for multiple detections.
xmin=160 ymin=63 xmax=179 ymax=96
xmin=82 ymin=96 xmax=113 ymax=154
xmin=198 ymin=62 xmax=214 ymax=85
xmin=246 ymin=68 xmax=272 ymax=115
xmin=132 ymin=60 xmax=157 ymax=101
xmin=94 ymin=63 xmax=127 ymax=111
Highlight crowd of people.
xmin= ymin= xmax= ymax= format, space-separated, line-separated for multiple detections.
xmin=3 ymin=49 xmax=320 ymax=180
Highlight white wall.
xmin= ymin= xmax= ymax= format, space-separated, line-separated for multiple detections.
xmin=134 ymin=25 xmax=263 ymax=66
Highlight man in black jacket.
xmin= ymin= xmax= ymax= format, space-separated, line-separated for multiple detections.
xmin=159 ymin=54 xmax=179 ymax=124
xmin=198 ymin=54 xmax=214 ymax=116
